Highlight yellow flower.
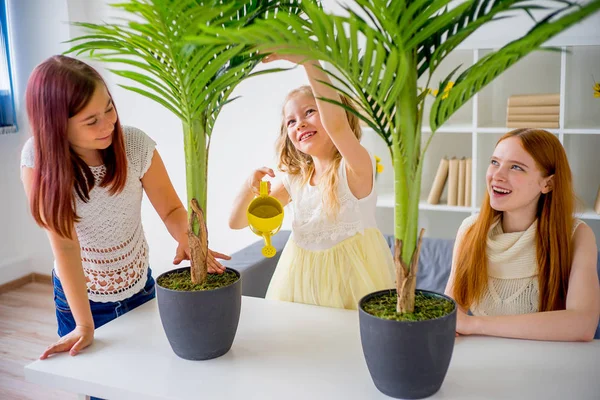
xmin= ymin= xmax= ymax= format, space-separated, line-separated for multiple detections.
xmin=431 ymin=81 xmax=454 ymax=100
xmin=594 ymin=81 xmax=600 ymax=98
xmin=374 ymin=155 xmax=384 ymax=178
xmin=441 ymin=81 xmax=454 ymax=99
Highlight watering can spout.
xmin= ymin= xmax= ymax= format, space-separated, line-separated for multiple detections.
xmin=247 ymin=181 xmax=284 ymax=258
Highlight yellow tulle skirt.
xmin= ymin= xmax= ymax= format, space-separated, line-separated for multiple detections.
xmin=265 ymin=228 xmax=395 ymax=310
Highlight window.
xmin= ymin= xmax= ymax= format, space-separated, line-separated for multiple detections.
xmin=0 ymin=0 xmax=16 ymax=134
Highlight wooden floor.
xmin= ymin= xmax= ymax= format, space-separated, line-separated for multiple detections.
xmin=0 ymin=282 xmax=78 ymax=399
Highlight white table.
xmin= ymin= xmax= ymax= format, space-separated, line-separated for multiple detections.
xmin=25 ymin=296 xmax=600 ymax=400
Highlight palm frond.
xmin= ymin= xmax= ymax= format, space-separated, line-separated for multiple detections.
xmin=66 ymin=0 xmax=303 ymax=127
xmin=189 ymin=1 xmax=407 ymax=146
xmin=118 ymin=84 xmax=184 ymax=120
xmin=430 ymin=0 xmax=600 ymax=130
xmin=406 ymin=1 xmax=473 ymax=51
xmin=414 ymin=1 xmax=576 ymax=79
xmin=65 ymin=0 xmax=304 ymax=218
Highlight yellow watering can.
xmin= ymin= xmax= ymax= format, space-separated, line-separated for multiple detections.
xmin=247 ymin=181 xmax=284 ymax=258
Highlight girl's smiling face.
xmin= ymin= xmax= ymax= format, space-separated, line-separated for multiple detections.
xmin=284 ymin=92 xmax=334 ymax=156
xmin=486 ymin=136 xmax=553 ymax=213
xmin=67 ymin=83 xmax=117 ymax=164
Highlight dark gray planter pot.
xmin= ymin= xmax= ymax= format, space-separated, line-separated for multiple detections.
xmin=359 ymin=289 xmax=457 ymax=399
xmin=156 ymin=267 xmax=242 ymax=360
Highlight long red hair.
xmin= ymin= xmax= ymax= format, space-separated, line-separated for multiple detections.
xmin=452 ymin=129 xmax=575 ymax=312
xmin=25 ymin=55 xmax=127 ymax=239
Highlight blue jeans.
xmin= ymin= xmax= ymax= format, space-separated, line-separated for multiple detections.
xmin=52 ymin=268 xmax=156 ymax=337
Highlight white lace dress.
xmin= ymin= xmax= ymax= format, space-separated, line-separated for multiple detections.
xmin=21 ymin=126 xmax=155 ymax=303
xmin=265 ymin=157 xmax=395 ymax=310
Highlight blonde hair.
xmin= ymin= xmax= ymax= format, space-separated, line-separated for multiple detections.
xmin=276 ymin=85 xmax=362 ymax=218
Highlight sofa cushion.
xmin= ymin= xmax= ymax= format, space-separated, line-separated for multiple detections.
xmin=222 ymin=231 xmax=291 ymax=298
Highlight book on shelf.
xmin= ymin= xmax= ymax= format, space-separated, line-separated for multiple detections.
xmin=507 ymin=93 xmax=559 ymax=107
xmin=427 ymin=157 xmax=449 ymax=205
xmin=465 ymin=158 xmax=472 ymax=207
xmin=507 ymin=105 xmax=560 ymax=115
xmin=506 ymin=121 xmax=559 ymax=129
xmin=595 ymin=187 xmax=600 ymax=215
xmin=447 ymin=158 xmax=459 ymax=206
xmin=427 ymin=156 xmax=472 ymax=207
xmin=457 ymin=158 xmax=466 ymax=207
xmin=506 ymin=93 xmax=560 ymax=129
xmin=506 ymin=114 xmax=560 ymax=122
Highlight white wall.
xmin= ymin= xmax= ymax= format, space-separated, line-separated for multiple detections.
xmin=0 ymin=0 xmax=71 ymax=284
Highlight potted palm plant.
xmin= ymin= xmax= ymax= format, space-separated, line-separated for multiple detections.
xmin=65 ymin=0 xmax=302 ymax=360
xmin=187 ymin=0 xmax=600 ymax=394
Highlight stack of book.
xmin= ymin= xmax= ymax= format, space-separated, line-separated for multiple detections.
xmin=506 ymin=93 xmax=560 ymax=129
xmin=427 ymin=157 xmax=472 ymax=207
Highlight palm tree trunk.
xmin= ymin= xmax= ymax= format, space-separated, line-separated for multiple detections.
xmin=394 ymin=53 xmax=422 ymax=313
xmin=183 ymin=118 xmax=209 ymax=284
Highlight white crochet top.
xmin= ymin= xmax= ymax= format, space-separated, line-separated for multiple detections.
xmin=455 ymin=214 xmax=583 ymax=316
xmin=281 ymin=155 xmax=378 ymax=251
xmin=21 ymin=126 xmax=155 ymax=303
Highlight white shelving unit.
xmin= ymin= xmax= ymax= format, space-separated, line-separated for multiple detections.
xmin=361 ymin=43 xmax=600 ymax=246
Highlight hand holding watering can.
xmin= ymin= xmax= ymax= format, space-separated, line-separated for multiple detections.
xmin=247 ymin=174 xmax=284 ymax=258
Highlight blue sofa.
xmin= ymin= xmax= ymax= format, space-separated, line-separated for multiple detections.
xmin=223 ymin=230 xmax=600 ymax=339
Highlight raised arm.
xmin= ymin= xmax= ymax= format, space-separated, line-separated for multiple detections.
xmin=457 ymin=223 xmax=600 ymax=342
xmin=22 ymin=166 xmax=94 ymax=359
xmin=303 ymin=61 xmax=372 ymax=173
xmin=262 ymin=54 xmax=372 ymax=182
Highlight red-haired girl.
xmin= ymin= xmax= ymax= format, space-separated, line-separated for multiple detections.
xmin=446 ymin=128 xmax=599 ymax=341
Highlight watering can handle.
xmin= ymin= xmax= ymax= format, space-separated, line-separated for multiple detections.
xmin=260 ymin=181 xmax=268 ymax=197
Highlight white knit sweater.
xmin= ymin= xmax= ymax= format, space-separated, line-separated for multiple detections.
xmin=21 ymin=126 xmax=155 ymax=302
xmin=455 ymin=214 xmax=582 ymax=316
